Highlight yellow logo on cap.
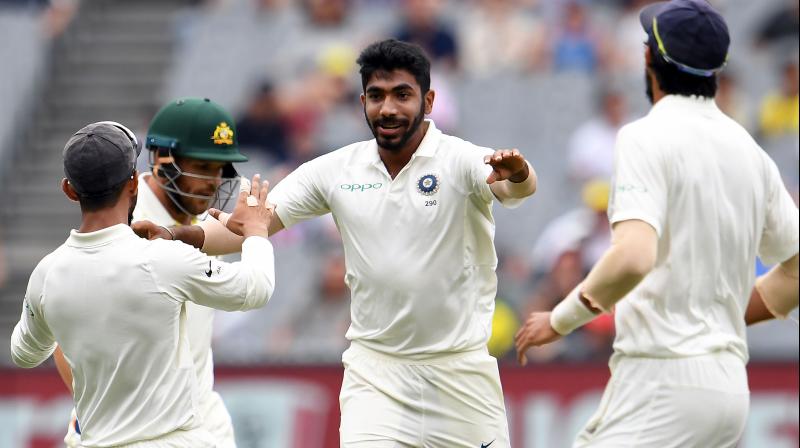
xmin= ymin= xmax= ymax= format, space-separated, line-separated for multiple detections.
xmin=212 ymin=122 xmax=234 ymax=145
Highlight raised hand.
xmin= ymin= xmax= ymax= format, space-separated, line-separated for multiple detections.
xmin=484 ymin=148 xmax=529 ymax=184
xmin=208 ymin=174 xmax=273 ymax=238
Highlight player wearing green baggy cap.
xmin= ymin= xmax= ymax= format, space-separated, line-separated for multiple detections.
xmin=58 ymin=98 xmax=252 ymax=448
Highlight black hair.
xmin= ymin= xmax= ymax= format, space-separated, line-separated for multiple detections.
xmin=647 ymin=39 xmax=717 ymax=99
xmin=77 ymin=179 xmax=129 ymax=212
xmin=356 ymin=39 xmax=431 ymax=93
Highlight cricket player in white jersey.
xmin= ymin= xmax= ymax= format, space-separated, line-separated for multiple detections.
xmin=10 ymin=121 xmax=276 ymax=447
xmin=515 ymin=1 xmax=800 ymax=447
xmin=159 ymin=39 xmax=537 ymax=447
xmin=56 ymin=98 xmax=251 ymax=447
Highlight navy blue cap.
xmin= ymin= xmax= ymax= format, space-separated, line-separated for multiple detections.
xmin=63 ymin=121 xmax=141 ymax=197
xmin=640 ymin=0 xmax=730 ymax=77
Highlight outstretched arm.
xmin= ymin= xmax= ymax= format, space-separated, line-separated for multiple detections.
xmin=131 ymin=175 xmax=286 ymax=254
xmin=515 ymin=219 xmax=658 ymax=365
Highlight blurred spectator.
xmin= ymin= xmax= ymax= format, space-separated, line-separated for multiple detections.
xmin=458 ymin=0 xmax=544 ymax=77
xmin=487 ymin=298 xmax=520 ymax=360
xmin=567 ymin=88 xmax=629 ymax=183
xmin=612 ymin=0 xmax=652 ymax=74
xmin=759 ymin=59 xmax=799 ymax=138
xmin=754 ymin=0 xmax=799 ymax=48
xmin=545 ymin=1 xmax=610 ymax=73
xmin=0 ymin=0 xmax=48 ymax=9
xmin=284 ymin=250 xmax=351 ymax=362
xmin=41 ymin=0 xmax=78 ymax=38
xmin=394 ymin=0 xmax=458 ymax=70
xmin=302 ymin=0 xmax=349 ymax=27
xmin=716 ymin=71 xmax=751 ymax=129
xmin=0 ymin=228 xmax=7 ymax=290
xmin=236 ymin=82 xmax=291 ymax=165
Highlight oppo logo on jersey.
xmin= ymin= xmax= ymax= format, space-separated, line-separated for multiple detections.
xmin=339 ymin=183 xmax=383 ymax=192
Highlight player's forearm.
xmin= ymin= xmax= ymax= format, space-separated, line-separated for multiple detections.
xmin=744 ymin=288 xmax=776 ymax=325
xmin=170 ymin=225 xmax=205 ymax=250
xmin=747 ymin=253 xmax=799 ymax=325
xmin=549 ymin=220 xmax=657 ymax=335
xmin=192 ymin=237 xmax=276 ymax=312
xmin=236 ymin=237 xmax=276 ymax=311
xmin=490 ymin=161 xmax=537 ymax=208
xmin=581 ymin=220 xmax=658 ymax=311
xmin=199 ymin=216 xmax=244 ymax=256
xmin=53 ymin=346 xmax=74 ymax=393
xmin=10 ymin=322 xmax=55 ymax=368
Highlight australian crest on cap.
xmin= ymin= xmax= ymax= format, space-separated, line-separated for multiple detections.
xmin=212 ymin=122 xmax=234 ymax=145
xmin=417 ymin=173 xmax=439 ymax=196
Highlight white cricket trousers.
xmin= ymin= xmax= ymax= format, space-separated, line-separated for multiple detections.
xmin=574 ymin=351 xmax=750 ymax=448
xmin=339 ymin=342 xmax=510 ymax=448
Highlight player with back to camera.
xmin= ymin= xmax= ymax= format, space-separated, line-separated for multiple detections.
xmin=10 ymin=121 xmax=276 ymax=447
xmin=515 ymin=1 xmax=800 ymax=447
xmin=150 ymin=39 xmax=538 ymax=447
xmin=55 ymin=98 xmax=266 ymax=447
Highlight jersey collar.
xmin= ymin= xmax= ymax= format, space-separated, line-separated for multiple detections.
xmin=67 ymin=224 xmax=133 ymax=248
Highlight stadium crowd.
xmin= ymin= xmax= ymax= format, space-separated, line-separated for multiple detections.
xmin=1 ymin=0 xmax=798 ymax=365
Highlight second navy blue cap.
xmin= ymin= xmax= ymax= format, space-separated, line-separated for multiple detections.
xmin=640 ymin=0 xmax=730 ymax=77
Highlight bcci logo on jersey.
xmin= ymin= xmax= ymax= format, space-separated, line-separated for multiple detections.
xmin=417 ymin=174 xmax=439 ymax=196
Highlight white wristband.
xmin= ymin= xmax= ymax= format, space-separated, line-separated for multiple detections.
xmin=550 ymin=286 xmax=599 ymax=336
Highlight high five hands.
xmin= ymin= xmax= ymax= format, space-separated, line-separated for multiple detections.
xmin=208 ymin=174 xmax=273 ymax=239
xmin=484 ymin=148 xmax=530 ymax=184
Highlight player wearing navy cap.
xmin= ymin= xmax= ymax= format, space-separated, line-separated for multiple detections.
xmin=10 ymin=121 xmax=276 ymax=447
xmin=515 ymin=1 xmax=799 ymax=447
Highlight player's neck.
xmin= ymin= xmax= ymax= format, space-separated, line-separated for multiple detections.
xmin=651 ymin=79 xmax=667 ymax=105
xmin=378 ymin=121 xmax=429 ymax=180
xmin=146 ymin=174 xmax=193 ymax=225
xmin=78 ymin=205 xmax=130 ymax=233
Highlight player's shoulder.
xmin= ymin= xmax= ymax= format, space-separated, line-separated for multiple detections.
xmin=438 ymin=132 xmax=493 ymax=159
xmin=310 ymin=140 xmax=373 ymax=166
xmin=29 ymin=245 xmax=66 ymax=279
xmin=617 ymin=115 xmax=652 ymax=141
xmin=25 ymin=244 xmax=69 ymax=298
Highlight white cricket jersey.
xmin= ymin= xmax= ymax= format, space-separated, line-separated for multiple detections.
xmin=132 ymin=174 xmax=216 ymax=405
xmin=270 ymin=120 xmax=507 ymax=360
xmin=608 ymin=95 xmax=800 ymax=362
xmin=10 ymin=225 xmax=274 ymax=447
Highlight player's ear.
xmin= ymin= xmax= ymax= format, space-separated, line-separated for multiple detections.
xmin=129 ymin=170 xmax=138 ymax=194
xmin=360 ymin=93 xmax=366 ymax=108
xmin=61 ymin=178 xmax=79 ymax=202
xmin=424 ymin=89 xmax=435 ymax=115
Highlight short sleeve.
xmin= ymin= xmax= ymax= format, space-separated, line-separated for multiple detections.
xmin=758 ymin=157 xmax=800 ymax=265
xmin=607 ymin=127 xmax=668 ymax=236
xmin=269 ymin=160 xmax=331 ymax=228
xmin=456 ymin=143 xmax=494 ymax=203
